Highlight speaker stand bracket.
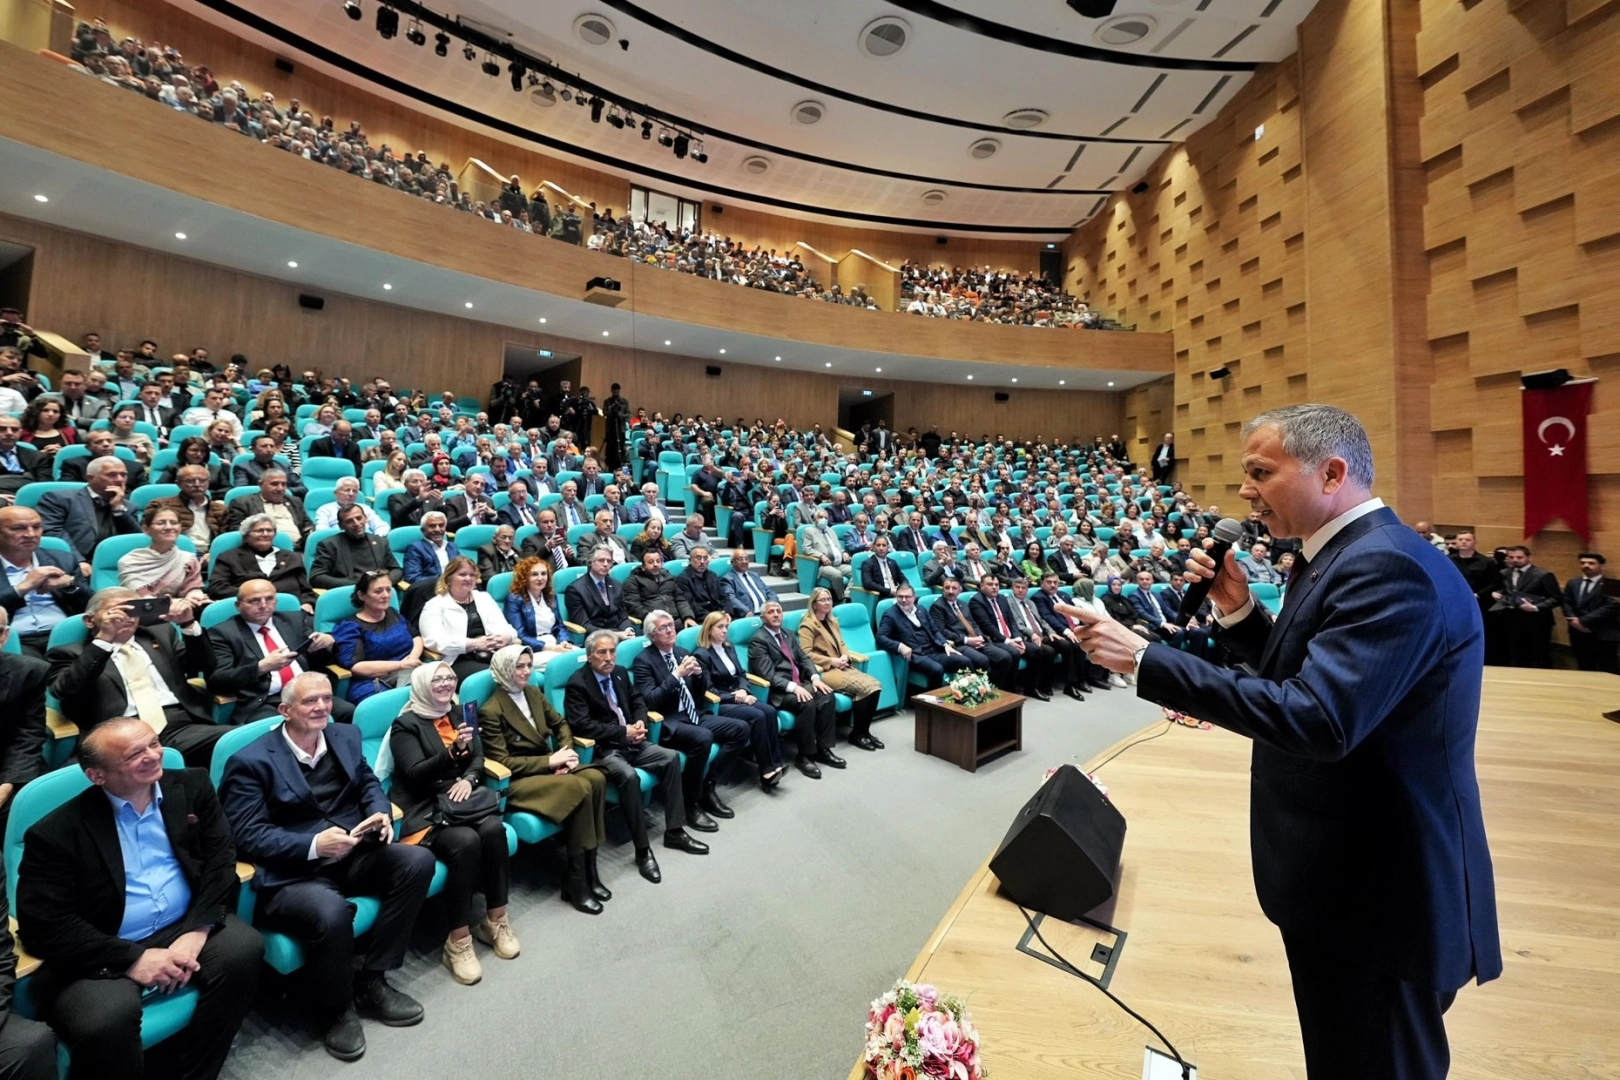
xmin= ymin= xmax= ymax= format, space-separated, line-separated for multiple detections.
xmin=1015 ymin=911 xmax=1128 ymax=990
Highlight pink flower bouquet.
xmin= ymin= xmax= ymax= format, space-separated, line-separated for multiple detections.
xmin=863 ymin=979 xmax=984 ymax=1079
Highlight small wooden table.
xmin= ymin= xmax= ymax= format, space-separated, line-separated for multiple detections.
xmin=911 ymin=692 xmax=1024 ymax=772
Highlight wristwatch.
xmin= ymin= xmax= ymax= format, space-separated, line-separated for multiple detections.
xmin=1131 ymin=644 xmax=1150 ymax=677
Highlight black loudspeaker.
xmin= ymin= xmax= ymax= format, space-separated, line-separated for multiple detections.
xmin=704 ymin=365 xmax=721 ymax=377
xmin=585 ymin=276 xmax=621 ymax=292
xmin=274 ymin=57 xmax=296 ymax=73
xmin=935 ymin=236 xmax=949 ymax=245
xmin=990 ymin=764 xmax=1126 ymax=920
xmin=1208 ymin=364 xmax=1230 ymax=380
xmin=1066 ymin=0 xmax=1119 ymax=17
xmin=994 ymin=391 xmax=1011 ymax=403
xmin=297 ymin=293 xmax=324 ymax=311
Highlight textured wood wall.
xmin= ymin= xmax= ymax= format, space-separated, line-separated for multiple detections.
xmin=1419 ymin=0 xmax=1620 ymax=569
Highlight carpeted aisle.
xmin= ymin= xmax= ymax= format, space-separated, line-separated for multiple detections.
xmin=223 ymin=689 xmax=1163 ymax=1079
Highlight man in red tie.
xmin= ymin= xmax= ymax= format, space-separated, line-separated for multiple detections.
xmin=203 ymin=580 xmax=353 ymax=722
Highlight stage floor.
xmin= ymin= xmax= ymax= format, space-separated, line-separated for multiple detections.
xmin=850 ymin=668 xmax=1620 ymax=1079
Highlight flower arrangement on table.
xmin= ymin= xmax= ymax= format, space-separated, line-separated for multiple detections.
xmin=943 ymin=668 xmax=1000 ymax=708
xmin=863 ymin=979 xmax=984 ymax=1080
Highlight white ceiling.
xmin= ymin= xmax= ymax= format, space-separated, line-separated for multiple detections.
xmin=0 ymin=136 xmax=1161 ymax=391
xmin=173 ymin=0 xmax=1320 ymax=236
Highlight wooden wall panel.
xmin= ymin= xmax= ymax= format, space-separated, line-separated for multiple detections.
xmin=1416 ymin=0 xmax=1620 ymax=573
xmin=73 ymin=0 xmax=1045 ymax=276
xmin=1 ymin=211 xmax=1121 ymax=440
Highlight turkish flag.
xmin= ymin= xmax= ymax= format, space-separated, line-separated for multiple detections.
xmin=1522 ymin=381 xmax=1593 ymax=541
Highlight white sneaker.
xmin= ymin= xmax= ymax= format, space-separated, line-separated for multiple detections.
xmin=443 ymin=934 xmax=482 ymax=985
xmin=1108 ymin=672 xmax=1129 ymax=689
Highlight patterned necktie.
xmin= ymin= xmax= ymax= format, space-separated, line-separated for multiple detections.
xmin=119 ymin=642 xmax=169 ymax=733
xmin=599 ymin=675 xmax=626 ymax=725
xmin=774 ymin=631 xmax=800 ymax=683
xmin=663 ymin=651 xmax=699 ymax=723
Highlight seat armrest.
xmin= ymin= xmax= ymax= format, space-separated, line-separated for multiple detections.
xmin=564 ymin=621 xmax=587 ymax=635
xmin=390 ymin=803 xmax=403 ymax=821
xmin=46 ymin=710 xmax=79 ymax=740
xmin=572 ymin=736 xmax=595 ymax=748
xmin=482 ymin=760 xmax=511 ymax=780
xmin=746 ymin=673 xmax=770 ymax=687
xmin=847 ymin=650 xmax=869 ymax=663
xmin=704 ymin=691 xmax=721 ymax=703
xmin=327 ymin=664 xmax=352 ymax=680
xmin=235 ymin=861 xmax=255 ymax=884
xmin=646 ymin=711 xmax=663 ymax=722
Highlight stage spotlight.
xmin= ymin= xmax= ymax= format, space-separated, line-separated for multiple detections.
xmin=657 ymin=126 xmax=673 ymax=147
xmin=374 ymin=6 xmax=398 ymax=39
xmin=607 ymin=108 xmax=625 ymax=129
xmin=560 ymin=86 xmax=572 ymax=101
xmin=541 ymin=79 xmax=554 ymax=97
xmin=481 ymin=53 xmax=500 ymax=77
xmin=433 ymin=30 xmax=449 ymax=55
xmin=691 ymin=140 xmax=707 ymax=163
xmin=672 ymin=133 xmax=689 ymax=159
xmin=590 ymin=97 xmax=604 ymax=123
xmin=509 ymin=61 xmax=525 ymax=91
xmin=405 ymin=19 xmax=425 ymax=45
xmin=343 ymin=0 xmax=361 ymax=20
xmin=462 ymin=42 xmax=476 ymax=61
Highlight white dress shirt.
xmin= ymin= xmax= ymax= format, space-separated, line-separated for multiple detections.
xmin=1215 ymin=497 xmax=1385 ymax=627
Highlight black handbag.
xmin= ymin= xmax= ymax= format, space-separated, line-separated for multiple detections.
xmin=434 ymin=783 xmax=501 ymax=827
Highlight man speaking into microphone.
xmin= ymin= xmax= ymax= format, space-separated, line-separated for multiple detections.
xmin=1062 ymin=404 xmax=1500 ymax=1080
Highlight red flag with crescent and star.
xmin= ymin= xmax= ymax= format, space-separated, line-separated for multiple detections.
xmin=1522 ymin=381 xmax=1593 ymax=541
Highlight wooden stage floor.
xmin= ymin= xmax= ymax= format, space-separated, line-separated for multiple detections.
xmin=850 ymin=668 xmax=1620 ymax=1079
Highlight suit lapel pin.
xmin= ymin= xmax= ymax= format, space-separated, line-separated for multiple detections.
xmin=1310 ymin=571 xmax=1319 ymax=581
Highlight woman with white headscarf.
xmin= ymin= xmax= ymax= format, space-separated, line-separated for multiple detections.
xmin=479 ymin=645 xmax=611 ymax=915
xmin=388 ymin=662 xmax=519 ymax=985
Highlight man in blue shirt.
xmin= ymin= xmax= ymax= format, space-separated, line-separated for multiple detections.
xmin=16 ymin=718 xmax=262 ymax=1080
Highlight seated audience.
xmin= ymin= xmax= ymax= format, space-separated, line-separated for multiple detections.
xmin=387 ymin=663 xmax=520 ymax=985
xmin=799 ymin=509 xmax=850 ymax=601
xmin=0 ymin=607 xmax=49 ymax=805
xmin=417 ymin=556 xmax=517 ymax=680
xmin=858 ymin=535 xmax=905 ymax=601
xmin=502 ymin=556 xmax=574 ymax=661
xmin=628 ymin=517 xmax=673 ymax=562
xmin=37 ymin=455 xmax=140 ymax=574
xmin=331 ymin=570 xmax=424 ymax=705
xmin=623 ymin=549 xmax=687 ymax=626
xmin=929 ymin=577 xmax=1011 ymax=689
xmin=225 ymin=469 xmax=312 ymax=548
xmin=479 ymin=645 xmax=611 ymax=915
xmin=310 ymin=503 xmax=402 ymax=589
xmin=118 ymin=502 xmax=210 ymax=611
xmin=666 ymin=514 xmax=711 ymax=559
xmin=564 ymin=629 xmax=711 ymax=883
xmin=219 ymin=673 xmax=436 ymax=1063
xmin=16 ymin=718 xmax=262 ymax=1080
xmin=18 ymin=397 xmax=75 ymax=459
xmin=47 ymin=586 xmax=225 ymax=767
xmin=205 ymin=579 xmax=348 ymax=724
xmin=106 ymin=404 xmax=156 ymax=466
xmin=401 ymin=511 xmax=457 ymax=585
xmin=160 ymin=437 xmax=228 ymax=496
xmin=206 ymin=514 xmax=317 ymax=610
xmin=563 ymin=549 xmax=634 ymax=638
xmin=798 ymin=587 xmax=883 ymax=750
xmin=518 ymin=508 xmax=574 ymax=568
xmin=676 ymin=545 xmax=727 ymax=623
xmin=0 ymin=415 xmax=48 ymax=501
xmin=313 ymin=477 xmax=388 ymax=535
xmin=749 ymin=599 xmax=840 ymax=778
xmin=0 ymin=506 xmax=92 ymax=657
xmin=692 ymin=611 xmax=786 ymax=790
xmin=475 ymin=524 xmax=521 ymax=583
xmin=442 ymin=472 xmax=496 ymax=532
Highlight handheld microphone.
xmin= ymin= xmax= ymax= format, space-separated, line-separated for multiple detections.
xmin=1176 ymin=517 xmax=1244 ymax=626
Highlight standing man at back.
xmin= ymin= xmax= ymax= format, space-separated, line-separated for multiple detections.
xmin=1068 ymin=404 xmax=1498 ymax=1080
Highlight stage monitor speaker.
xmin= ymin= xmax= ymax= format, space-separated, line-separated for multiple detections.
xmin=297 ymin=293 xmax=325 ymax=311
xmin=990 ymin=764 xmax=1125 ymax=921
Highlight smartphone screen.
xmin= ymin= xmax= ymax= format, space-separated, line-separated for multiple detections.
xmin=290 ymin=634 xmax=316 ymax=654
xmin=461 ymin=701 xmax=479 ymax=734
xmin=131 ymin=597 xmax=169 ymax=625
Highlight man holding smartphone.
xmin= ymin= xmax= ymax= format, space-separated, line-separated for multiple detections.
xmin=220 ymin=673 xmax=435 ymax=1062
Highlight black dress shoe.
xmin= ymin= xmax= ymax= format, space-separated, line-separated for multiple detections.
xmin=867 ymin=732 xmax=885 ymax=749
xmin=664 ymin=828 xmax=710 ymax=854
xmin=1029 ymin=689 xmax=1053 ymax=701
xmin=1065 ymin=685 xmax=1087 ymax=701
xmin=761 ymin=767 xmax=784 ymax=790
xmin=848 ymin=733 xmax=880 ymax=751
xmin=585 ymin=849 xmax=613 ymax=902
xmin=1090 ymin=677 xmax=1113 ymax=690
xmin=323 ymin=1008 xmax=366 ymax=1062
xmin=795 ymin=757 xmax=822 ymax=779
xmin=636 ymin=848 xmax=662 ymax=883
xmin=352 ymin=975 xmax=423 ymax=1027
xmin=685 ymin=806 xmax=719 ymax=833
xmin=701 ymin=786 xmax=735 ymax=819
xmin=561 ymin=886 xmax=604 ymax=915
xmin=815 ymin=749 xmax=847 ymax=769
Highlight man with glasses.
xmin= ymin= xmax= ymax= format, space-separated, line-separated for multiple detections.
xmin=0 ymin=416 xmax=47 ymax=503
xmin=749 ymin=600 xmax=840 ymax=779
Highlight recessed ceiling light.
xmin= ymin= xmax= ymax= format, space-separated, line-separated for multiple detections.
xmin=1254 ymin=124 xmax=1266 ymax=141
xmin=601 ymin=330 xmax=610 ymax=337
xmin=825 ymin=362 xmax=832 ymax=368
xmin=1108 ymin=381 xmax=1115 ymax=386
xmin=1058 ymin=380 xmax=1066 ymax=386
xmin=718 ymin=348 xmax=726 ymax=355
xmin=383 ymin=283 xmax=393 ymax=290
xmin=174 ymin=232 xmax=187 ymax=240
xmin=287 ymin=260 xmax=298 ymax=268
xmin=774 ymin=356 xmax=781 ymax=362
xmin=32 ymin=194 xmax=48 ymax=203
xmin=664 ymin=339 xmax=671 ymax=346
xmin=1011 ymin=378 xmax=1018 ymax=383
xmin=464 ymin=301 xmax=474 ymax=308
xmin=537 ymin=316 xmax=546 ymax=323
xmin=967 ymin=375 xmax=974 ymax=380
xmin=875 ymin=367 xmax=882 ymax=373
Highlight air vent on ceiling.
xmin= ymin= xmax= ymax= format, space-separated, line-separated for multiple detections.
xmin=528 ymin=84 xmax=557 ymax=107
xmin=573 ymin=13 xmax=616 ymax=46
xmin=1096 ymin=14 xmax=1156 ymax=45
xmin=920 ymin=189 xmax=948 ymax=206
xmin=968 ymin=138 xmax=1002 ymax=160
xmin=741 ymin=155 xmax=771 ymax=176
xmin=791 ymin=100 xmax=826 ymax=125
xmin=858 ymin=16 xmax=910 ymax=58
xmin=1002 ymin=108 xmax=1050 ymax=130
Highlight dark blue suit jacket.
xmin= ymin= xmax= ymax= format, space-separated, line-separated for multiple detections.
xmin=402 ymin=538 xmax=459 ymax=583
xmin=631 ymin=645 xmax=709 ymax=722
xmin=218 ymin=722 xmax=390 ymax=889
xmin=1127 ymin=587 xmax=1165 ymax=626
xmin=877 ymin=604 xmax=948 ymax=656
xmin=503 ymin=590 xmax=570 ymax=649
xmin=859 ymin=554 xmax=904 ymax=597
xmin=1029 ymin=590 xmax=1074 ymax=636
xmin=1136 ymin=506 xmax=1500 ymax=991
xmin=0 ymin=546 xmax=90 ymax=621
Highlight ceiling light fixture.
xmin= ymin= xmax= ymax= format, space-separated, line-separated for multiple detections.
xmin=607 ymin=108 xmax=625 ymax=130
xmin=462 ymin=42 xmax=476 ymax=61
xmin=405 ymin=18 xmax=425 ymax=46
xmin=690 ymin=141 xmax=707 ymax=164
xmin=641 ymin=119 xmax=653 ymax=140
xmin=383 ymin=283 xmax=393 ymax=290
xmin=482 ymin=53 xmax=500 ymax=77
xmin=657 ymin=127 xmax=673 ymax=148
xmin=1107 ymin=381 xmax=1115 ymax=386
xmin=508 ymin=61 xmax=526 ymax=91
xmin=538 ymin=317 xmax=547 ymax=323
xmin=590 ymin=98 xmax=604 ymax=123
xmin=287 ymin=260 xmax=299 ymax=268
xmin=718 ymin=348 xmax=727 ymax=354
xmin=664 ymin=339 xmax=671 ymax=346
xmin=875 ymin=367 xmax=882 ymax=373
xmin=672 ymin=133 xmax=689 ymax=159
xmin=32 ymin=194 xmax=47 ymax=203
xmin=1011 ymin=378 xmax=1018 ymax=383
xmin=774 ymin=356 xmax=781 ymax=361
xmin=825 ymin=362 xmax=833 ymax=368
xmin=174 ymin=231 xmax=187 ymax=240
xmin=342 ymin=0 xmax=361 ymax=20
xmin=433 ymin=31 xmax=449 ymax=56
xmin=601 ymin=330 xmax=610 ymax=336
xmin=1058 ymin=379 xmax=1066 ymax=385
xmin=966 ymin=375 xmax=974 ymax=380
xmin=374 ymin=5 xmax=398 ymax=39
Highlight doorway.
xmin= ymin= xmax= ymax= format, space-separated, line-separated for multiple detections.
xmin=838 ymin=386 xmax=893 ymax=436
